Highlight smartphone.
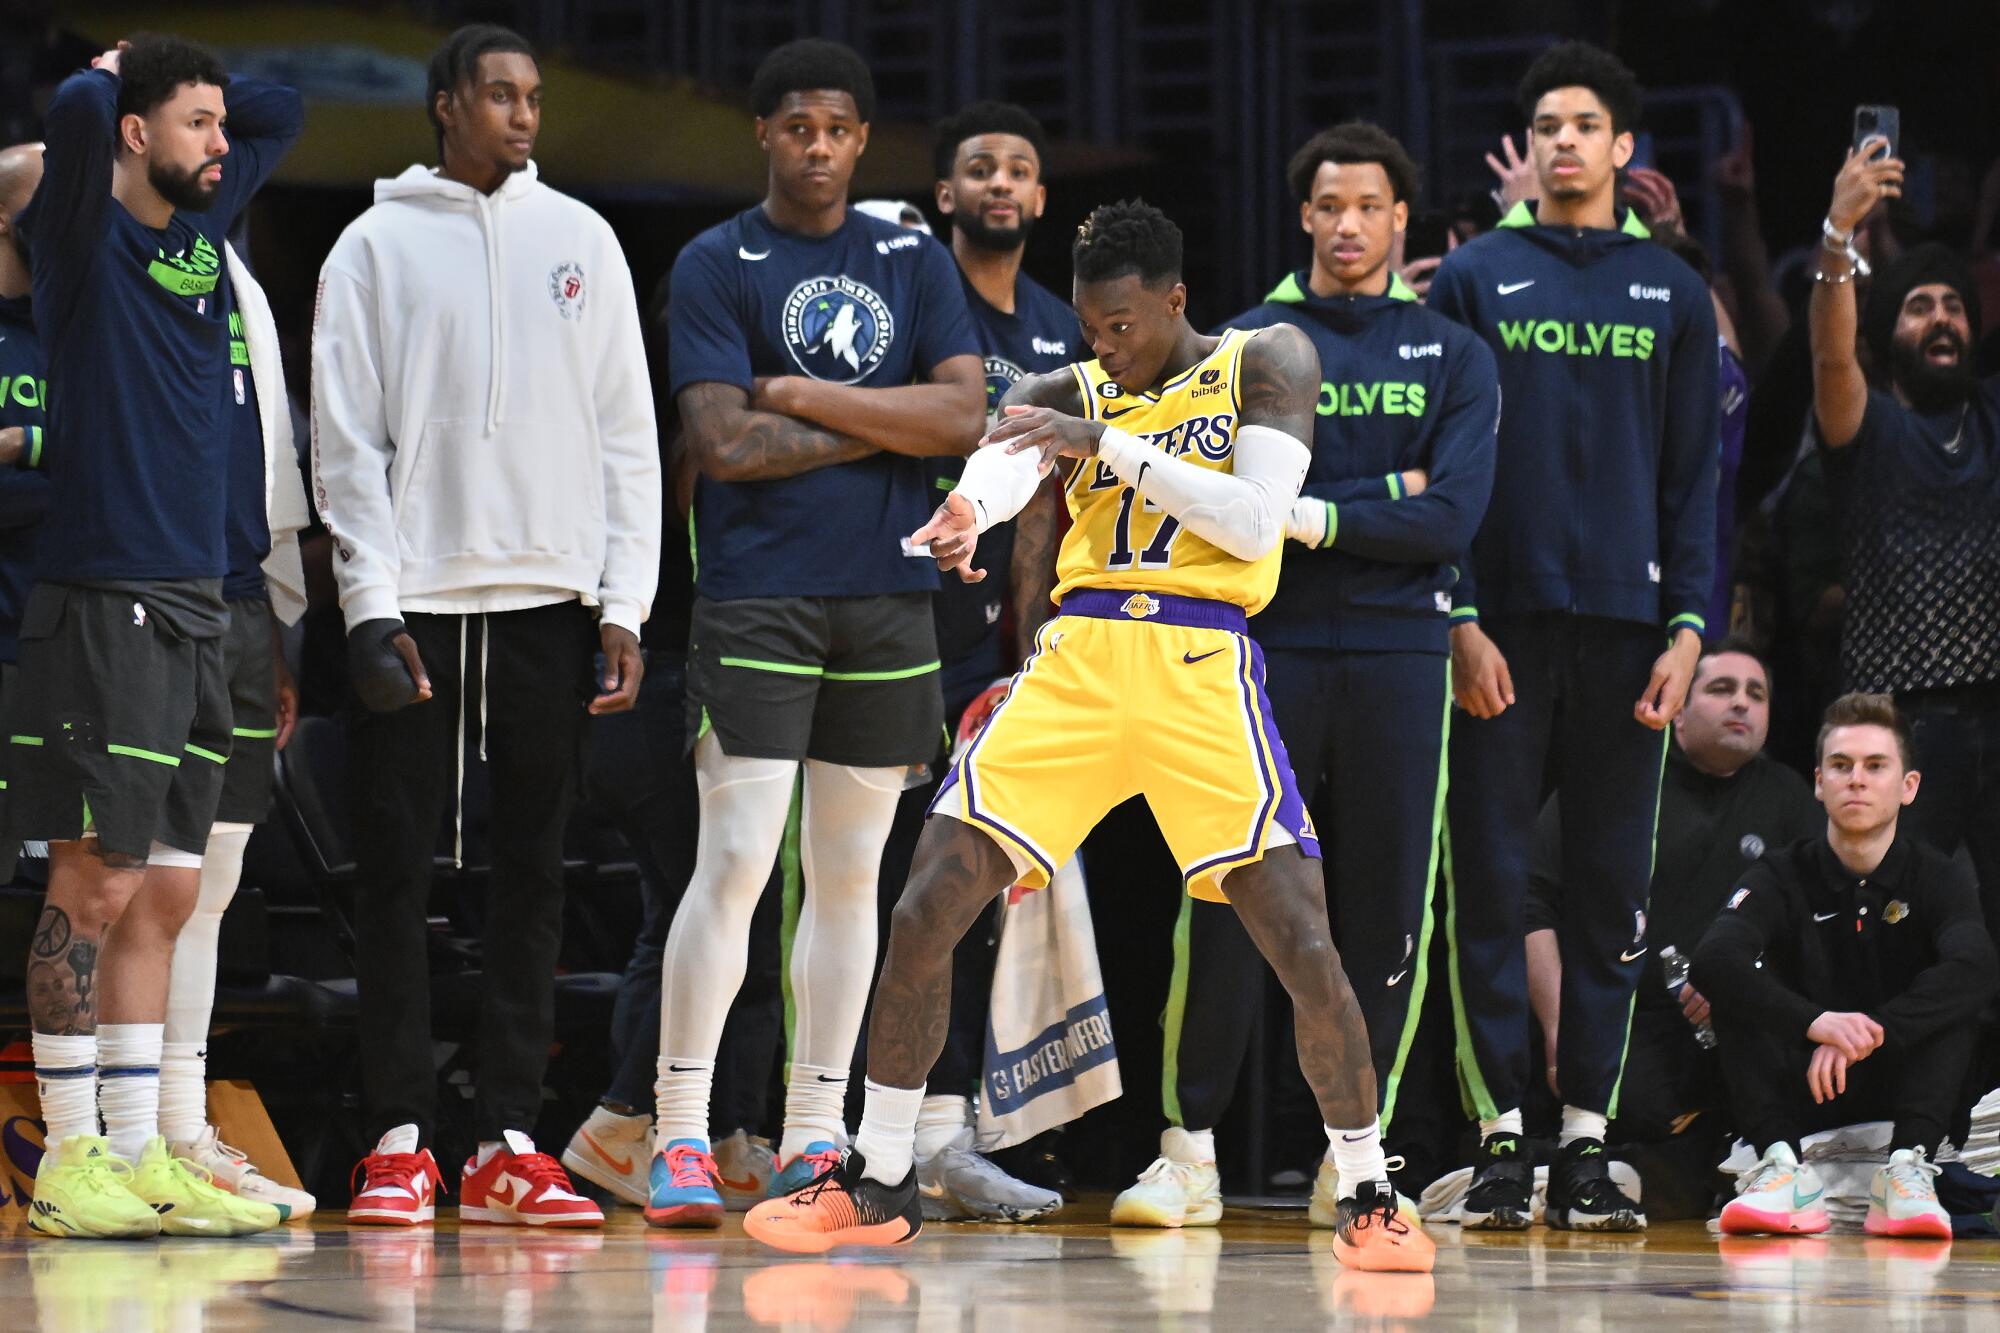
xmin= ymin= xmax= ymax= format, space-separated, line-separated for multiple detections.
xmin=1627 ymin=131 xmax=1656 ymax=172
xmin=1401 ymin=212 xmax=1453 ymax=265
xmin=1853 ymin=104 xmax=1899 ymax=160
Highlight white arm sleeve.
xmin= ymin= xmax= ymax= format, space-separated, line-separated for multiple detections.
xmin=1098 ymin=423 xmax=1309 ymax=560
xmin=951 ymin=441 xmax=1048 ymax=533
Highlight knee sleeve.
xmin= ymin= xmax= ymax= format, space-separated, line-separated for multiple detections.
xmin=789 ymin=761 xmax=903 ymax=1069
xmin=165 ymin=823 xmax=251 ymax=1044
xmin=659 ymin=735 xmax=798 ymax=1060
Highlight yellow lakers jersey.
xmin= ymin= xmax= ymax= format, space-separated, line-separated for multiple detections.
xmin=1054 ymin=327 xmax=1280 ymax=614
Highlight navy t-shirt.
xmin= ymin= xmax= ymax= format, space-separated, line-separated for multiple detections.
xmin=930 ymin=268 xmax=1081 ymax=706
xmin=669 ymin=204 xmax=980 ymax=601
xmin=221 ymin=291 xmax=269 ymax=601
xmin=22 ymin=70 xmax=302 ymax=583
xmin=0 ymin=294 xmax=51 ymax=661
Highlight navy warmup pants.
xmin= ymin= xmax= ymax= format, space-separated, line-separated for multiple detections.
xmin=1167 ymin=648 xmax=1450 ymax=1132
xmin=1444 ymin=612 xmax=1668 ymax=1121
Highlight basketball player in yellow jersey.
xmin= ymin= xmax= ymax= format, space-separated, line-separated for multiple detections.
xmin=745 ymin=201 xmax=1434 ymax=1274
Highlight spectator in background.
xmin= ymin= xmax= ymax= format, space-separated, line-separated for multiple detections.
xmin=1526 ymin=640 xmax=1818 ymax=1213
xmin=1427 ymin=40 xmax=1718 ymax=1233
xmin=0 ymin=0 xmax=97 ymax=144
xmin=1696 ymin=692 xmax=1997 ymax=1239
xmin=1810 ymin=136 xmax=2000 ymax=945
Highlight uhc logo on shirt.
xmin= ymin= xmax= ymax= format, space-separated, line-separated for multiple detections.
xmin=783 ymin=276 xmax=895 ymax=384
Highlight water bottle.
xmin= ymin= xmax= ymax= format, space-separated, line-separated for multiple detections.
xmin=1658 ymin=944 xmax=1717 ymax=1049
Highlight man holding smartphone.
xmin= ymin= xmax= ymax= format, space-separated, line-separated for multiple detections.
xmin=1810 ymin=116 xmax=2000 ymax=961
xmin=313 ymin=23 xmax=660 ymax=1225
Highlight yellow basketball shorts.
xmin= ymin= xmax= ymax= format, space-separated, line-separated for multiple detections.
xmin=929 ymin=588 xmax=1320 ymax=901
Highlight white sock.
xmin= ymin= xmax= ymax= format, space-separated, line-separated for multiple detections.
xmin=1165 ymin=1126 xmax=1216 ymax=1163
xmin=158 ymin=1041 xmax=207 ymax=1144
xmin=33 ymin=1033 xmax=98 ymax=1144
xmin=780 ymin=1062 xmax=850 ymax=1161
xmin=1326 ymin=1121 xmax=1388 ymax=1199
xmin=915 ymin=1094 xmax=973 ymax=1159
xmin=655 ymin=1055 xmax=715 ymax=1148
xmin=160 ymin=822 xmax=249 ymax=1144
xmin=1559 ymin=1106 xmax=1609 ymax=1147
xmin=97 ymin=1023 xmax=164 ymax=1163
xmin=1479 ymin=1108 xmax=1524 ymax=1142
xmin=855 ymin=1079 xmax=925 ymax=1186
xmin=474 ymin=1140 xmax=502 ymax=1168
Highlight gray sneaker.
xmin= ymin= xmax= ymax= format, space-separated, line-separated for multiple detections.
xmin=916 ymin=1129 xmax=1064 ymax=1222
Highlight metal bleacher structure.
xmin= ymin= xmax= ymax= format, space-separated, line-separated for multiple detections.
xmin=415 ymin=1 xmax=1741 ymax=310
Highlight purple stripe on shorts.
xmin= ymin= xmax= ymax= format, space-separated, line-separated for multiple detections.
xmin=1184 ymin=635 xmax=1320 ymax=883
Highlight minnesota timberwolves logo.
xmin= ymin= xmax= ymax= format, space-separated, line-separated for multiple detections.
xmin=783 ymin=276 xmax=895 ymax=383
xmin=984 ymin=355 xmax=1025 ymax=421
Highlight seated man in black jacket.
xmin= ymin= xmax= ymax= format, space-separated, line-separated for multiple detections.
xmin=1529 ymin=640 xmax=1819 ymax=1152
xmin=1694 ymin=692 xmax=1998 ymax=1239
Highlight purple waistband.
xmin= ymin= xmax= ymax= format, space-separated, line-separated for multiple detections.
xmin=1058 ymin=588 xmax=1248 ymax=632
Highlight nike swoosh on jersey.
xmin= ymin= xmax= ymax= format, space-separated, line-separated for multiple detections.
xmin=579 ymin=1131 xmax=636 ymax=1175
xmin=1814 ymin=912 xmax=1839 ymax=922
xmin=1497 ymin=280 xmax=1535 ymax=295
xmin=1183 ymin=649 xmax=1224 ymax=664
xmin=1103 ymin=405 xmax=1141 ymax=420
xmin=738 ymin=247 xmax=771 ymax=261
xmin=1618 ymin=948 xmax=1647 ymax=962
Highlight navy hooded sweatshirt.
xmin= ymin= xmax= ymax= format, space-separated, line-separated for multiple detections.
xmin=1428 ymin=202 xmax=1718 ymax=635
xmin=1220 ymin=271 xmax=1498 ymax=654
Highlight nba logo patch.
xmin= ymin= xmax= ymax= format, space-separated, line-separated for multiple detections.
xmin=548 ymin=262 xmax=587 ymax=320
xmin=233 ymin=368 xmax=246 ymax=406
xmin=1121 ymin=593 xmax=1161 ymax=619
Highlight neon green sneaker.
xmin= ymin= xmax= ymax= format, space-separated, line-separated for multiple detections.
xmin=28 ymin=1134 xmax=161 ymax=1239
xmin=130 ymin=1136 xmax=283 ymax=1236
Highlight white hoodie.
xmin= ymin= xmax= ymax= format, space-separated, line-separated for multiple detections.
xmin=311 ymin=161 xmax=660 ymax=634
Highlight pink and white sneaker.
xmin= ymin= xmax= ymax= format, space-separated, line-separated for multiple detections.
xmin=348 ymin=1124 xmax=443 ymax=1226
xmin=461 ymin=1130 xmax=604 ymax=1228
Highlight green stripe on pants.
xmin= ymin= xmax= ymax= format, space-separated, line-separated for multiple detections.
xmin=1378 ymin=673 xmax=1452 ymax=1133
xmin=1605 ymin=724 xmax=1672 ymax=1120
xmin=1440 ymin=819 xmax=1497 ymax=1123
xmin=777 ymin=775 xmax=805 ymax=1070
xmin=1160 ymin=894 xmax=1195 ymax=1127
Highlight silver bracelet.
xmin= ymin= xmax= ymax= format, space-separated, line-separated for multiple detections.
xmin=1821 ymin=216 xmax=1871 ymax=277
xmin=1813 ymin=268 xmax=1854 ymax=284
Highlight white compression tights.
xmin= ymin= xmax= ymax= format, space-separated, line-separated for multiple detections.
xmin=160 ymin=822 xmax=252 ymax=1143
xmin=655 ymin=734 xmax=904 ymax=1145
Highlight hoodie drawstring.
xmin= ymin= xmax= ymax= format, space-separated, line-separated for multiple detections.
xmin=450 ymin=614 xmax=493 ymax=868
xmin=480 ymin=193 xmax=505 ymax=434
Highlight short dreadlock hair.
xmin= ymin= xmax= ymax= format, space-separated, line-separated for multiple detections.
xmin=1072 ymin=199 xmax=1181 ymax=287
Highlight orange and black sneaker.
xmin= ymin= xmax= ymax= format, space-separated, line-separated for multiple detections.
xmin=743 ymin=1150 xmax=923 ymax=1254
xmin=1330 ymin=1181 xmax=1437 ymax=1273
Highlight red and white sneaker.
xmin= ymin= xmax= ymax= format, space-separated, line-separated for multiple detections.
xmin=349 ymin=1124 xmax=443 ymax=1226
xmin=461 ymin=1130 xmax=604 ymax=1228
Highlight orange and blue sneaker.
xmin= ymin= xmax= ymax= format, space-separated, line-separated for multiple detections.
xmin=767 ymin=1140 xmax=843 ymax=1199
xmin=1329 ymin=1181 xmax=1437 ymax=1273
xmin=644 ymin=1139 xmax=723 ymax=1228
xmin=743 ymin=1150 xmax=923 ymax=1254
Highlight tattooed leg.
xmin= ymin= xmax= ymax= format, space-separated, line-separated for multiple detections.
xmin=29 ymin=840 xmax=147 ymax=1035
xmin=1224 ymin=845 xmax=1378 ymax=1128
xmin=864 ymin=816 xmax=1018 ymax=1089
xmin=97 ymin=864 xmax=202 ymax=1025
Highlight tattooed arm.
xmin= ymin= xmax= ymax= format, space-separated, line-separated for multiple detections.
xmin=676 ymin=381 xmax=878 ymax=484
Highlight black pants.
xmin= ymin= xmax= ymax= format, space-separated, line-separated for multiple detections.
xmin=1714 ymin=1000 xmax=1980 ymax=1155
xmin=347 ymin=602 xmax=596 ymax=1144
xmin=1445 ymin=613 xmax=1667 ymax=1120
xmin=586 ymin=654 xmax=785 ymax=1127
xmin=1167 ymin=648 xmax=1449 ymax=1133
xmin=1901 ymin=687 xmax=2000 ymax=941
